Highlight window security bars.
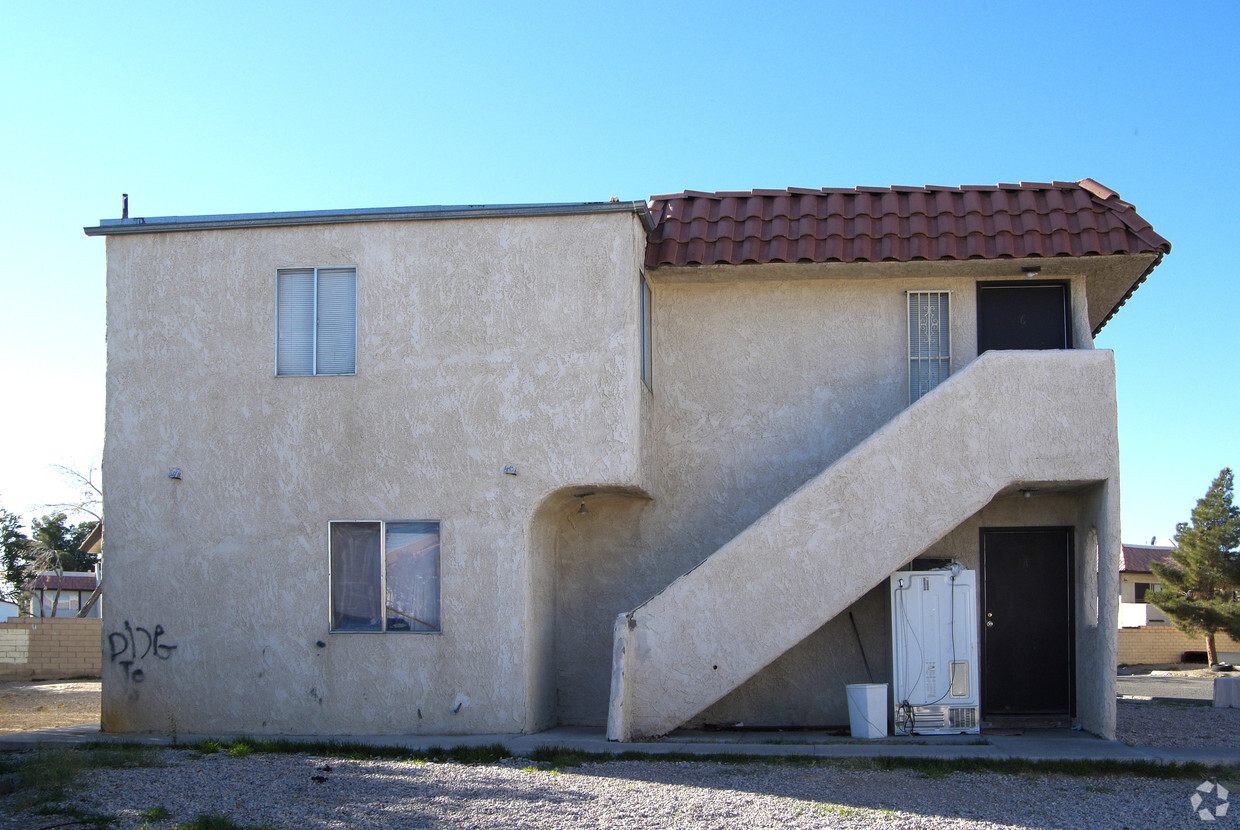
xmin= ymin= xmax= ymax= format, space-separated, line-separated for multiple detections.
xmin=908 ymin=291 xmax=951 ymax=404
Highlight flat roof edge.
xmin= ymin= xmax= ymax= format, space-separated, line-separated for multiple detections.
xmin=84 ymin=200 xmax=655 ymax=236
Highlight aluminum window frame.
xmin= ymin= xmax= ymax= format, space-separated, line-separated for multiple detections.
xmin=275 ymin=266 xmax=358 ymax=377
xmin=328 ymin=519 xmax=442 ymax=634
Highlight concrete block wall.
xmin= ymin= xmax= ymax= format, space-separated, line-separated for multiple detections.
xmin=1117 ymin=625 xmax=1240 ymax=666
xmin=0 ymin=617 xmax=102 ymax=681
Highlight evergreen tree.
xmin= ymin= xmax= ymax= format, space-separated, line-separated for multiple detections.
xmin=1148 ymin=468 xmax=1240 ymax=665
xmin=1 ymin=507 xmax=31 ymax=607
xmin=30 ymin=513 xmax=98 ymax=573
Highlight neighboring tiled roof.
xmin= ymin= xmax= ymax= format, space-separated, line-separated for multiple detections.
xmin=645 ymin=179 xmax=1170 ymax=269
xmin=1120 ymin=544 xmax=1175 ymax=574
xmin=30 ymin=573 xmax=97 ymax=591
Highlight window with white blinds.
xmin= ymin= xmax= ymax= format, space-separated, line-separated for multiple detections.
xmin=276 ymin=267 xmax=357 ymax=376
xmin=908 ymin=291 xmax=950 ymax=404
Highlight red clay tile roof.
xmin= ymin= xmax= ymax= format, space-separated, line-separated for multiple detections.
xmin=1120 ymin=544 xmax=1175 ymax=573
xmin=645 ymin=179 xmax=1170 ymax=269
xmin=30 ymin=573 xmax=97 ymax=591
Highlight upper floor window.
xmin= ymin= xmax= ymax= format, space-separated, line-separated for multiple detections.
xmin=908 ymin=291 xmax=950 ymax=404
xmin=276 ymin=267 xmax=357 ymax=376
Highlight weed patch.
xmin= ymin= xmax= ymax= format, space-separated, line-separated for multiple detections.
xmin=18 ymin=747 xmax=85 ymax=792
xmin=175 ymin=815 xmax=280 ymax=830
xmin=87 ymin=745 xmax=160 ymax=769
xmin=520 ymin=745 xmax=1231 ymax=780
xmin=30 ymin=802 xmax=114 ymax=828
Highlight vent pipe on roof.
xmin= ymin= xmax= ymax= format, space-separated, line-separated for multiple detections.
xmin=122 ymin=194 xmax=128 ymax=219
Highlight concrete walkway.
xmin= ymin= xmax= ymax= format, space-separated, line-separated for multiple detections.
xmin=3 ymin=724 xmax=1238 ymax=766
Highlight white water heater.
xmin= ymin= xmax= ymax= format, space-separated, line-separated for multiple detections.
xmin=890 ymin=566 xmax=980 ymax=735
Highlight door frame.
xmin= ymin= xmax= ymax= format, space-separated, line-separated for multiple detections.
xmin=975 ymin=281 xmax=1072 ymax=353
xmin=978 ymin=525 xmax=1076 ymax=718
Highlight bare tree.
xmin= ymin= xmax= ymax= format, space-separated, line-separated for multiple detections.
xmin=33 ymin=462 xmax=103 ymax=617
xmin=22 ymin=546 xmax=64 ymax=617
xmin=43 ymin=462 xmax=102 ymax=522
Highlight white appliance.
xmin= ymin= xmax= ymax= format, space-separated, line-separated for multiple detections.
xmin=890 ymin=566 xmax=980 ymax=735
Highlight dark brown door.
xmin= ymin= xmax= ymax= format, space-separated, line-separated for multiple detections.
xmin=977 ymin=283 xmax=1070 ymax=352
xmin=980 ymin=527 xmax=1075 ymax=716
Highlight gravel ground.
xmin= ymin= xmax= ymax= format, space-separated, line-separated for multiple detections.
xmin=2 ymin=691 xmax=1238 ymax=829
xmin=1116 ymin=699 xmax=1240 ymax=747
xmin=3 ymin=750 xmax=1234 ymax=830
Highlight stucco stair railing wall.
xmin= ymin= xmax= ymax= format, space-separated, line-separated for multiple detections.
xmin=607 ymin=349 xmax=1119 ymax=741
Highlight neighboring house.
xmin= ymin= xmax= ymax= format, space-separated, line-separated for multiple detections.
xmin=1115 ymin=542 xmax=1240 ymax=665
xmin=0 ymin=599 xmax=17 ymax=619
xmin=29 ymin=571 xmax=100 ymax=618
xmin=85 ymin=179 xmax=1169 ymax=740
xmin=77 ymin=520 xmax=103 ymax=618
xmin=1118 ymin=543 xmax=1173 ymax=628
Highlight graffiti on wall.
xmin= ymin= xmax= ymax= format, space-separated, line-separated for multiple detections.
xmin=107 ymin=621 xmax=177 ymax=683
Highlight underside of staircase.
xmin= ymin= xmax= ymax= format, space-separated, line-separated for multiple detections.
xmin=607 ymin=349 xmax=1119 ymax=741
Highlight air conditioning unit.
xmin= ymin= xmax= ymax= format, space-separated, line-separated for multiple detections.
xmin=891 ymin=566 xmax=980 ymax=735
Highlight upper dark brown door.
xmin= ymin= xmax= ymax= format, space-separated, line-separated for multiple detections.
xmin=977 ymin=283 xmax=1070 ymax=352
xmin=980 ymin=527 xmax=1075 ymax=717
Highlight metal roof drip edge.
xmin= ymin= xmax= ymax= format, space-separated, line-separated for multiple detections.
xmin=84 ymin=200 xmax=655 ymax=236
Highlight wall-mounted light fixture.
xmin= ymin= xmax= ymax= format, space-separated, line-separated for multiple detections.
xmin=168 ymin=469 xmax=182 ymax=480
xmin=574 ymin=490 xmax=595 ymax=516
xmin=1023 ymin=265 xmax=1042 ymax=279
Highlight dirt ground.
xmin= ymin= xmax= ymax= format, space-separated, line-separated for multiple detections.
xmin=1120 ymin=661 xmax=1234 ymax=677
xmin=0 ymin=679 xmax=101 ymax=732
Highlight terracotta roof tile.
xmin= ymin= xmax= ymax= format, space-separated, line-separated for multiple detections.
xmin=646 ymin=180 xmax=1170 ymax=270
xmin=1120 ymin=544 xmax=1175 ymax=573
xmin=31 ymin=573 xmax=97 ymax=591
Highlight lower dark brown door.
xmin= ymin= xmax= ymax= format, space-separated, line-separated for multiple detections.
xmin=977 ymin=283 xmax=1070 ymax=352
xmin=980 ymin=527 xmax=1075 ymax=716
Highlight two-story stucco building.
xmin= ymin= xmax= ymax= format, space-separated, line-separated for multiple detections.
xmin=85 ymin=179 xmax=1169 ymax=739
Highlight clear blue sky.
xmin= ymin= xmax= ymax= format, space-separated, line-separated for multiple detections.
xmin=1 ymin=1 xmax=1236 ymax=543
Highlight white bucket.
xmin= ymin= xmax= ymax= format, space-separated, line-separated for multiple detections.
xmin=845 ymin=683 xmax=888 ymax=739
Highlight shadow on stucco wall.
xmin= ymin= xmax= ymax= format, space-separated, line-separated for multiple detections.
xmin=528 ymin=485 xmax=653 ymax=730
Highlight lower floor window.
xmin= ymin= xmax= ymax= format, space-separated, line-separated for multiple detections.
xmin=330 ymin=520 xmax=441 ymax=633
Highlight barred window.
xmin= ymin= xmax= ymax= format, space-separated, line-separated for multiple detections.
xmin=908 ymin=291 xmax=951 ymax=404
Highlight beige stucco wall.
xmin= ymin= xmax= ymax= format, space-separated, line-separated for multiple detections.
xmin=102 ymin=211 xmax=1125 ymax=739
xmin=555 ymin=274 xmax=984 ymax=726
xmin=102 ymin=211 xmax=651 ymax=734
xmin=537 ymin=268 xmax=1120 ymax=735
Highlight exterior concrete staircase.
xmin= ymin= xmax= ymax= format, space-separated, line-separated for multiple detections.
xmin=607 ymin=349 xmax=1119 ymax=740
